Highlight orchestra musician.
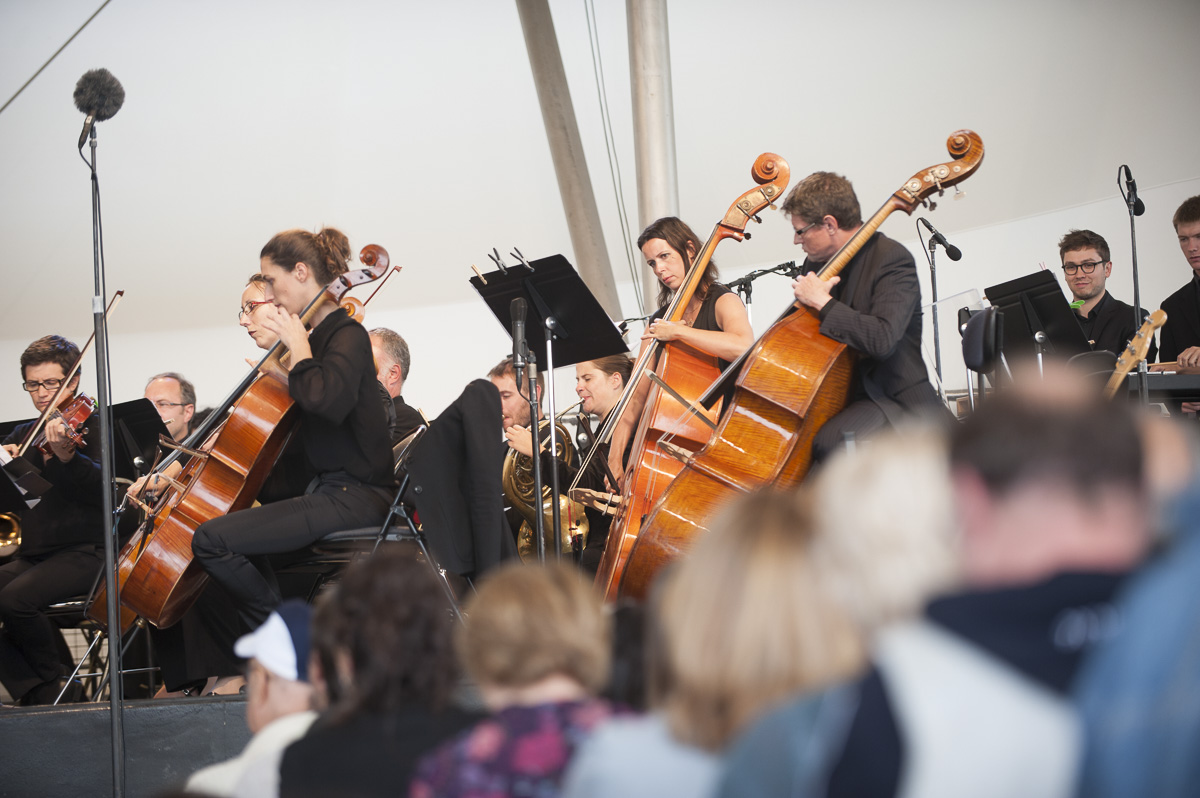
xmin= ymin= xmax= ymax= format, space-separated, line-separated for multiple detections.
xmin=0 ymin=336 xmax=102 ymax=705
xmin=607 ymin=217 xmax=754 ymax=483
xmin=189 ymin=227 xmax=395 ymax=634
xmin=1058 ymin=228 xmax=1156 ymax=360
xmin=1159 ymin=195 xmax=1200 ymax=372
xmin=144 ymin=372 xmax=196 ymax=444
xmin=787 ymin=172 xmax=946 ymax=461
xmin=370 ymin=327 xmax=424 ymax=443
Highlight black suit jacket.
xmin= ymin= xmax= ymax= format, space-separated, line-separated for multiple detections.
xmin=1159 ymin=277 xmax=1200 ymax=363
xmin=406 ymin=379 xmax=516 ymax=577
xmin=810 ymin=231 xmax=942 ymax=424
xmin=1077 ymin=291 xmax=1157 ymax=362
xmin=391 ymin=394 xmax=425 ymax=444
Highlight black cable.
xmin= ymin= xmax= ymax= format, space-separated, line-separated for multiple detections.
xmin=0 ymin=0 xmax=114 ymax=118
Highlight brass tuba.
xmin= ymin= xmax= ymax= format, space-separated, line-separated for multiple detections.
xmin=502 ymin=416 xmax=589 ymax=561
xmin=0 ymin=512 xmax=20 ymax=558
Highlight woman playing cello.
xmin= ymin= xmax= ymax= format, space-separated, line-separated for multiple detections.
xmin=190 ymin=227 xmax=394 ymax=630
xmin=607 ymin=218 xmax=754 ymax=484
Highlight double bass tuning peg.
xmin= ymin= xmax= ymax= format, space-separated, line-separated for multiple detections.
xmin=752 ymin=214 xmax=763 ymax=224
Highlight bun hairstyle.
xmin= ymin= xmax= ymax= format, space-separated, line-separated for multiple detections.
xmin=260 ymin=227 xmax=352 ymax=285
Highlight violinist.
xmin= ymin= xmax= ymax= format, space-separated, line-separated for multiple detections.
xmin=786 ymin=172 xmax=946 ymax=462
xmin=607 ymin=217 xmax=754 ymax=483
xmin=0 ymin=335 xmax=102 ymax=705
xmin=190 ymin=227 xmax=395 ymax=631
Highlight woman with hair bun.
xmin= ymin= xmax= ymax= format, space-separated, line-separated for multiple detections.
xmin=191 ymin=227 xmax=395 ymax=638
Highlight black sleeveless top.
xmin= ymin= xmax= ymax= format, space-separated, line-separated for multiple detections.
xmin=651 ymin=283 xmax=736 ymax=371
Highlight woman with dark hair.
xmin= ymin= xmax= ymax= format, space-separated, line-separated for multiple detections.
xmin=191 ymin=227 xmax=395 ymax=635
xmin=276 ymin=551 xmax=480 ymax=798
xmin=607 ymin=217 xmax=753 ymax=484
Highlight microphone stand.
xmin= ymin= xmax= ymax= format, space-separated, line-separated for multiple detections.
xmin=84 ymin=125 xmax=126 ymax=797
xmin=1120 ymin=166 xmax=1150 ymax=406
xmin=725 ymin=261 xmax=799 ymax=325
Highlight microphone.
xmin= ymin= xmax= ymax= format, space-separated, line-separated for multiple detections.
xmin=919 ymin=217 xmax=963 ymax=261
xmin=73 ymin=69 xmax=125 ymax=149
xmin=1121 ymin=164 xmax=1146 ymax=216
xmin=510 ymin=296 xmax=527 ymax=391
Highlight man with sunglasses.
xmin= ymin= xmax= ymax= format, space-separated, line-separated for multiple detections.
xmin=0 ymin=335 xmax=102 ymax=705
xmin=1059 ymin=229 xmax=1156 ymax=362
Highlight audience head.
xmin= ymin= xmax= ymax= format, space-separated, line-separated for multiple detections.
xmin=949 ymin=361 xmax=1149 ymax=587
xmin=369 ymin=327 xmax=412 ymax=398
xmin=488 ymin=356 xmax=543 ymax=430
xmin=144 ymin=372 xmax=196 ymax=443
xmin=310 ymin=551 xmax=458 ymax=723
xmin=811 ymin=423 xmax=960 ymax=631
xmin=459 ymin=562 xmax=610 ymax=711
xmin=234 ymin=599 xmax=315 ymax=734
xmin=653 ymin=489 xmax=866 ymax=752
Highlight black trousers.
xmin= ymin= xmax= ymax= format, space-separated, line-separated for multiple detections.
xmin=811 ymin=399 xmax=891 ymax=466
xmin=0 ymin=547 xmax=101 ymax=701
xmin=192 ymin=480 xmax=391 ymax=628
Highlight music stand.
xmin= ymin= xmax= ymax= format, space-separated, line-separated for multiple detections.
xmin=984 ymin=270 xmax=1091 ymax=374
xmin=471 ymin=253 xmax=628 ymax=560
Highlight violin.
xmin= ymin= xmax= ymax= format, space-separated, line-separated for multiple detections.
xmin=30 ymin=394 xmax=96 ymax=459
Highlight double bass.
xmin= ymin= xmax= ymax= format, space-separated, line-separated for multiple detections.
xmin=617 ymin=130 xmax=986 ymax=600
xmin=89 ymin=245 xmax=393 ymax=629
xmin=581 ymin=153 xmax=791 ymax=601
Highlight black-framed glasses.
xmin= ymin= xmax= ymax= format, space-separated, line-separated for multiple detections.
xmin=152 ymin=400 xmax=189 ymax=410
xmin=238 ymin=299 xmax=272 ymax=320
xmin=22 ymin=378 xmax=64 ymax=392
xmin=793 ymin=220 xmax=822 ymax=238
xmin=1062 ymin=260 xmax=1106 ymax=275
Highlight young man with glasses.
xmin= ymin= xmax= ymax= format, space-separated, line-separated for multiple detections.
xmin=1058 ymin=229 xmax=1156 ymax=361
xmin=144 ymin=372 xmax=196 ymax=443
xmin=0 ymin=335 xmax=103 ymax=705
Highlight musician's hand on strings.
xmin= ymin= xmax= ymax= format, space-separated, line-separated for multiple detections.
xmin=505 ymin=425 xmax=535 ymax=458
xmin=1183 ymin=402 xmax=1200 ymax=415
xmin=43 ymin=418 xmax=76 ymax=462
xmin=258 ymin=305 xmax=312 ymax=363
xmin=606 ymin=451 xmax=625 ymax=491
xmin=2 ymin=443 xmax=18 ymax=459
xmin=128 ymin=473 xmax=165 ymax=501
xmin=642 ymin=319 xmax=687 ymax=343
xmin=1178 ymin=346 xmax=1200 ymax=370
xmin=792 ymin=273 xmax=838 ymax=312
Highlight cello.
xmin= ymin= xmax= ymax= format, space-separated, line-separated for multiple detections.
xmin=89 ymin=244 xmax=393 ymax=629
xmin=617 ymin=130 xmax=985 ymax=600
xmin=583 ymin=153 xmax=790 ymax=601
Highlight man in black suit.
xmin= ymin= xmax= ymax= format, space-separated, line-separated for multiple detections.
xmin=1159 ymin=196 xmax=1200 ymax=368
xmin=369 ymin=327 xmax=425 ymax=443
xmin=1059 ymin=229 xmax=1156 ymax=361
xmin=786 ymin=171 xmax=945 ymax=462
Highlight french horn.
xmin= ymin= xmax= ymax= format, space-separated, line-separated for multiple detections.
xmin=0 ymin=512 xmax=20 ymax=558
xmin=502 ymin=411 xmax=589 ymax=561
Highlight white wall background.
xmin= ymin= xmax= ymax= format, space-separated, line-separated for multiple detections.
xmin=2 ymin=0 xmax=1198 ymax=421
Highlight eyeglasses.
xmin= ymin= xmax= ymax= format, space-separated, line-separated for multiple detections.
xmin=22 ymin=378 xmax=63 ymax=392
xmin=152 ymin=400 xmax=189 ymax=410
xmin=1062 ymin=260 xmax=1107 ymax=275
xmin=793 ymin=220 xmax=822 ymax=238
xmin=238 ymin=300 xmax=272 ymax=320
